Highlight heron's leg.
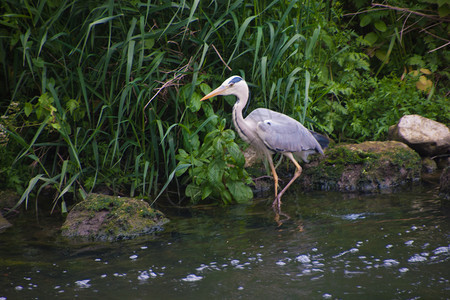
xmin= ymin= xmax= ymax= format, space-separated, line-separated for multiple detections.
xmin=268 ymin=157 xmax=278 ymax=197
xmin=273 ymin=152 xmax=302 ymax=210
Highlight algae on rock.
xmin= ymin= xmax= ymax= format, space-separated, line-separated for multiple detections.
xmin=298 ymin=141 xmax=421 ymax=192
xmin=61 ymin=193 xmax=168 ymax=242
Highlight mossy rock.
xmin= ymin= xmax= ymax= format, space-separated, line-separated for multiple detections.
xmin=298 ymin=141 xmax=421 ymax=192
xmin=61 ymin=193 xmax=169 ymax=242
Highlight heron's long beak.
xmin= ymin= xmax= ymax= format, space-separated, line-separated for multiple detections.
xmin=200 ymin=86 xmax=227 ymax=101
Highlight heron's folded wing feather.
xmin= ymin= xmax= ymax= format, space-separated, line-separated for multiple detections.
xmin=255 ymin=118 xmax=322 ymax=154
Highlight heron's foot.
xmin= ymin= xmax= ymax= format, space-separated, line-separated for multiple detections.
xmin=271 ymin=195 xmax=282 ymax=212
xmin=274 ymin=209 xmax=290 ymax=226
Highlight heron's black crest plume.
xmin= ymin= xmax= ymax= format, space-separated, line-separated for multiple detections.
xmin=229 ymin=76 xmax=243 ymax=84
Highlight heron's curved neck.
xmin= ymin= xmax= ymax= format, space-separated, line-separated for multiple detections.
xmin=232 ymin=88 xmax=251 ymax=142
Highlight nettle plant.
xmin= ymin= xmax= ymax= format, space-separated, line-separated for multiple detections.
xmin=176 ymin=117 xmax=253 ymax=205
xmin=174 ymin=80 xmax=253 ymax=205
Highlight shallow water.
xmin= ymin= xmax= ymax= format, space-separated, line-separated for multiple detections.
xmin=1 ymin=187 xmax=449 ymax=299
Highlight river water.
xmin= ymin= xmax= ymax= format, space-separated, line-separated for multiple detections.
xmin=1 ymin=187 xmax=449 ymax=299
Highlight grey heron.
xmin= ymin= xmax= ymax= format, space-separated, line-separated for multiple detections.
xmin=201 ymin=75 xmax=326 ymax=211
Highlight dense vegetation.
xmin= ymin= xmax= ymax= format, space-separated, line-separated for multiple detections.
xmin=0 ymin=0 xmax=448 ymax=210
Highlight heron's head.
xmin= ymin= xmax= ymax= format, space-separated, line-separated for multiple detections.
xmin=201 ymin=76 xmax=247 ymax=101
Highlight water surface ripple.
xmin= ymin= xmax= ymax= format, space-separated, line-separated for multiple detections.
xmin=1 ymin=189 xmax=449 ymax=299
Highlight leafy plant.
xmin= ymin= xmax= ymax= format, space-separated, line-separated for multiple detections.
xmin=1 ymin=0 xmax=448 ymax=212
xmin=176 ymin=117 xmax=253 ymax=205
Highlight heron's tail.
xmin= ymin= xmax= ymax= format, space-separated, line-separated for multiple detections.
xmin=309 ymin=130 xmax=330 ymax=150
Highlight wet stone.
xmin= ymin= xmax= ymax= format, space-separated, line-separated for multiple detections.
xmin=0 ymin=212 xmax=12 ymax=231
xmin=61 ymin=193 xmax=169 ymax=242
xmin=298 ymin=141 xmax=421 ymax=192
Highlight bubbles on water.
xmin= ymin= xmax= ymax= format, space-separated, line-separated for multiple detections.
xmin=181 ymin=274 xmax=203 ymax=282
xmin=228 ymin=259 xmax=250 ymax=269
xmin=15 ymin=285 xmax=24 ymax=291
xmin=408 ymin=254 xmax=427 ymax=263
xmin=433 ymin=246 xmax=449 ymax=255
xmin=196 ymin=264 xmax=209 ymax=271
xmin=342 ymin=213 xmax=366 ymax=220
xmin=129 ymin=254 xmax=138 ymax=260
xmin=404 ymin=240 xmax=414 ymax=246
xmin=422 ymin=242 xmax=430 ymax=249
xmin=333 ymin=248 xmax=359 ymax=258
xmin=399 ymin=267 xmax=409 ymax=273
xmin=322 ymin=293 xmax=332 ymax=298
xmin=75 ymin=279 xmax=91 ymax=288
xmin=295 ymin=255 xmax=311 ymax=264
xmin=276 ymin=260 xmax=286 ymax=266
xmin=137 ymin=271 xmax=150 ymax=281
xmin=383 ymin=259 xmax=399 ymax=267
xmin=27 ymin=282 xmax=38 ymax=289
xmin=338 ymin=212 xmax=383 ymax=221
xmin=195 ymin=262 xmax=220 ymax=272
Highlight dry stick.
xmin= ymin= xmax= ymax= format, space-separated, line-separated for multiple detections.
xmin=429 ymin=41 xmax=450 ymax=53
xmin=343 ymin=8 xmax=388 ymax=17
xmin=144 ymin=59 xmax=191 ymax=109
xmin=372 ymin=3 xmax=448 ymax=21
xmin=400 ymin=12 xmax=411 ymax=43
xmin=211 ymin=44 xmax=232 ymax=71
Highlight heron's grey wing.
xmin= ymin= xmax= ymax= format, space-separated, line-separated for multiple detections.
xmin=246 ymin=108 xmax=323 ymax=154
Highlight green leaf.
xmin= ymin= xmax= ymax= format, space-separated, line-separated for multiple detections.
xmin=61 ymin=200 xmax=67 ymax=214
xmin=201 ymin=184 xmax=212 ymax=199
xmin=175 ymin=161 xmax=190 ymax=176
xmin=375 ymin=49 xmax=387 ymax=62
xmin=438 ymin=4 xmax=449 ymax=17
xmin=24 ymin=102 xmax=33 ymax=117
xmin=360 ymin=15 xmax=372 ymax=27
xmin=364 ymin=32 xmax=378 ymax=46
xmin=32 ymin=57 xmax=45 ymax=68
xmin=35 ymin=106 xmax=44 ymax=119
xmin=221 ymin=129 xmax=235 ymax=141
xmin=189 ymin=92 xmax=202 ymax=112
xmin=199 ymin=82 xmax=211 ymax=95
xmin=227 ymin=142 xmax=244 ymax=166
xmin=374 ymin=21 xmax=387 ymax=32
xmin=227 ymin=181 xmax=253 ymax=203
xmin=66 ymin=99 xmax=79 ymax=114
xmin=51 ymin=122 xmax=61 ymax=130
xmin=185 ymin=183 xmax=201 ymax=202
xmin=221 ymin=189 xmax=232 ymax=204
xmin=144 ymin=38 xmax=154 ymax=50
xmin=207 ymin=159 xmax=225 ymax=183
